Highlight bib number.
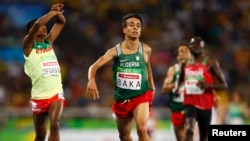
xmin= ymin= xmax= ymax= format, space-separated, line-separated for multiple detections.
xmin=41 ymin=60 xmax=60 ymax=76
xmin=117 ymin=72 xmax=141 ymax=90
xmin=185 ymin=80 xmax=204 ymax=95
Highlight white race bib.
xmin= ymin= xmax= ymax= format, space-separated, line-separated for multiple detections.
xmin=116 ymin=72 xmax=141 ymax=90
xmin=185 ymin=80 xmax=204 ymax=95
xmin=41 ymin=60 xmax=60 ymax=76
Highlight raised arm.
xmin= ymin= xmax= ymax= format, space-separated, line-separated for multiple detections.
xmin=47 ymin=3 xmax=66 ymax=43
xmin=23 ymin=3 xmax=65 ymax=57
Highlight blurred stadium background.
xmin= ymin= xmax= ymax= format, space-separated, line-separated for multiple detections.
xmin=0 ymin=0 xmax=250 ymax=140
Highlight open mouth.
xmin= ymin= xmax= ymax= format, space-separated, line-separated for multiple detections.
xmin=132 ymin=31 xmax=138 ymax=35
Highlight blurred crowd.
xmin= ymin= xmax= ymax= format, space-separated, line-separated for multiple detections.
xmin=0 ymin=0 xmax=250 ymax=117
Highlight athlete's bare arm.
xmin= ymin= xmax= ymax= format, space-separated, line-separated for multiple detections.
xmin=173 ymin=60 xmax=186 ymax=94
xmin=198 ymin=58 xmax=228 ymax=90
xmin=22 ymin=3 xmax=65 ymax=57
xmin=143 ymin=43 xmax=155 ymax=92
xmin=162 ymin=66 xmax=175 ymax=94
xmin=209 ymin=58 xmax=228 ymax=89
xmin=46 ymin=3 xmax=66 ymax=43
xmin=86 ymin=47 xmax=117 ymax=100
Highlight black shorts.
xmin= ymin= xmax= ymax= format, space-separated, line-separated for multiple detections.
xmin=185 ymin=105 xmax=212 ymax=120
xmin=184 ymin=105 xmax=212 ymax=140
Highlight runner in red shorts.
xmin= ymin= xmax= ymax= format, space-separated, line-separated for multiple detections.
xmin=86 ymin=13 xmax=155 ymax=141
xmin=162 ymin=43 xmax=191 ymax=141
xmin=23 ymin=3 xmax=66 ymax=141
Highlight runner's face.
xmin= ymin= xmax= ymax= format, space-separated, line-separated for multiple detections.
xmin=177 ymin=46 xmax=190 ymax=61
xmin=189 ymin=38 xmax=204 ymax=55
xmin=38 ymin=25 xmax=47 ymax=36
xmin=123 ymin=17 xmax=141 ymax=39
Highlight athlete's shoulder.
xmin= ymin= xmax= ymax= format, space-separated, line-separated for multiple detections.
xmin=204 ymin=55 xmax=215 ymax=60
xmin=105 ymin=45 xmax=118 ymax=57
xmin=206 ymin=56 xmax=219 ymax=66
xmin=141 ymin=42 xmax=152 ymax=54
xmin=167 ymin=65 xmax=176 ymax=74
xmin=169 ymin=62 xmax=179 ymax=69
xmin=141 ymin=42 xmax=151 ymax=48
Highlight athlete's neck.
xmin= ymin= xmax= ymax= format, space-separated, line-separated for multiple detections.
xmin=123 ymin=39 xmax=139 ymax=50
xmin=194 ymin=55 xmax=205 ymax=63
xmin=35 ymin=35 xmax=46 ymax=43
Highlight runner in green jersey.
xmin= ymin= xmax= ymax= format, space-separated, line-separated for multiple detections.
xmin=86 ymin=13 xmax=155 ymax=141
xmin=162 ymin=44 xmax=191 ymax=141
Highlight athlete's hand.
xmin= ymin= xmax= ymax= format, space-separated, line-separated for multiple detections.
xmin=51 ymin=3 xmax=64 ymax=14
xmin=179 ymin=59 xmax=187 ymax=71
xmin=51 ymin=3 xmax=64 ymax=11
xmin=86 ymin=80 xmax=100 ymax=100
xmin=172 ymin=84 xmax=180 ymax=94
xmin=197 ymin=81 xmax=206 ymax=89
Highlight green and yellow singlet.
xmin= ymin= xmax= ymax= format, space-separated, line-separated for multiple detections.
xmin=24 ymin=40 xmax=63 ymax=99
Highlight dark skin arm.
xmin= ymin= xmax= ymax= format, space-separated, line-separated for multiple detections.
xmin=176 ymin=57 xmax=227 ymax=92
xmin=47 ymin=4 xmax=66 ymax=43
xmin=197 ymin=58 xmax=228 ymax=90
xmin=28 ymin=4 xmax=66 ymax=141
xmin=23 ymin=3 xmax=66 ymax=57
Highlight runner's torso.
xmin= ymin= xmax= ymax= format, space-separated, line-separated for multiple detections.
xmin=168 ymin=64 xmax=185 ymax=112
xmin=184 ymin=57 xmax=214 ymax=109
xmin=112 ymin=42 xmax=151 ymax=100
xmin=24 ymin=40 xmax=63 ymax=99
